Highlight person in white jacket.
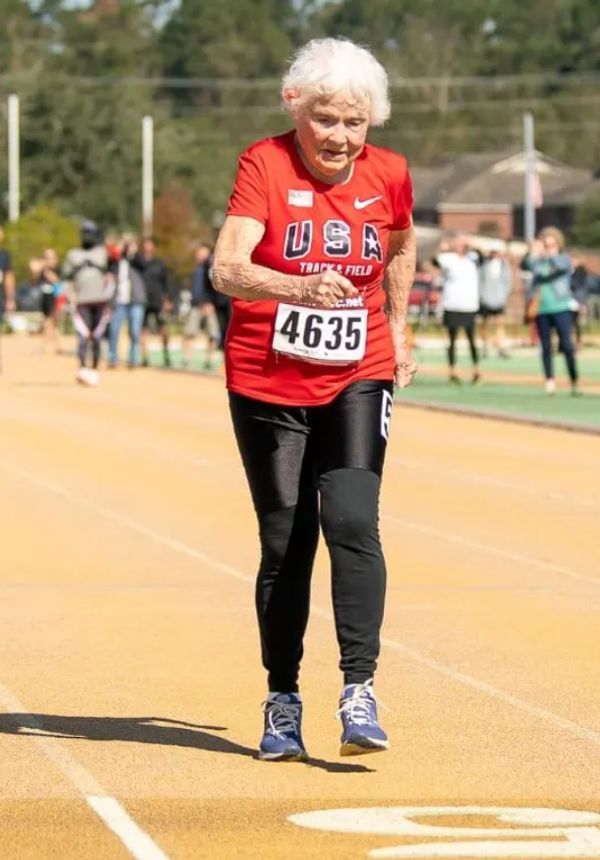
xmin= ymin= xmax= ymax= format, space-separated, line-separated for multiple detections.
xmin=433 ymin=234 xmax=481 ymax=384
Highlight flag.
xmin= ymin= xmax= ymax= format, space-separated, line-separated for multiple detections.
xmin=529 ymin=166 xmax=543 ymax=209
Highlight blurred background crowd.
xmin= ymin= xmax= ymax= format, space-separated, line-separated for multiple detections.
xmin=1 ymin=217 xmax=598 ymax=393
xmin=1 ymin=0 xmax=599 ymax=404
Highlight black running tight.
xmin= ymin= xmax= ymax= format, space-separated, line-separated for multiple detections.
xmin=229 ymin=380 xmax=392 ymax=692
xmin=74 ymin=303 xmax=110 ymax=369
xmin=447 ymin=320 xmax=478 ymax=367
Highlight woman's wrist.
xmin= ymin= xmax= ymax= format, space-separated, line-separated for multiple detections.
xmin=292 ymin=275 xmax=308 ymax=303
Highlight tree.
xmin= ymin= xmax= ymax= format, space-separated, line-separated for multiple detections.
xmin=9 ymin=0 xmax=161 ymax=227
xmin=153 ymin=182 xmax=211 ymax=284
xmin=571 ymin=193 xmax=600 ymax=249
xmin=2 ymin=0 xmax=599 ymax=236
xmin=3 ymin=205 xmax=79 ymax=282
xmin=160 ymin=0 xmax=294 ymax=82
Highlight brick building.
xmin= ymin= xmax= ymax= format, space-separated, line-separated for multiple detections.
xmin=412 ymin=150 xmax=600 ymax=240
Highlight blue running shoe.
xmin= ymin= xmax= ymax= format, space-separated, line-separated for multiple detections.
xmin=337 ymin=680 xmax=389 ymax=756
xmin=259 ymin=692 xmax=308 ymax=761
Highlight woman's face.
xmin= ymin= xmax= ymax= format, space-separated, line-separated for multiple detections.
xmin=542 ymin=235 xmax=560 ymax=255
xmin=294 ymin=93 xmax=370 ymax=182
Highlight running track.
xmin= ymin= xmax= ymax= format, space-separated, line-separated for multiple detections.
xmin=0 ymin=337 xmax=599 ymax=859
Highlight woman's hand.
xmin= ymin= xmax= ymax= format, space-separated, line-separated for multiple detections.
xmin=528 ymin=239 xmax=544 ymax=257
xmin=299 ymin=270 xmax=358 ymax=308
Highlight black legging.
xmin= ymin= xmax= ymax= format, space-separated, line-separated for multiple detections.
xmin=446 ymin=318 xmax=478 ymax=368
xmin=74 ymin=303 xmax=110 ymax=369
xmin=229 ymin=380 xmax=392 ymax=692
xmin=536 ymin=310 xmax=578 ymax=383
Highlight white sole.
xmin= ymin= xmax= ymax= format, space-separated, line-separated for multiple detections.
xmin=340 ymin=740 xmax=389 ymax=757
xmin=258 ymin=751 xmax=308 ymax=762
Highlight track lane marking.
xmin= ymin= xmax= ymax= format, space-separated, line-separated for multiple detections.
xmin=389 ymin=454 xmax=600 ymax=513
xmin=0 ymin=682 xmax=170 ymax=860
xmin=0 ymin=435 xmax=597 ymax=590
xmin=87 ymin=797 xmax=169 ymax=860
xmin=6 ymin=376 xmax=599 ymax=511
xmin=382 ymin=513 xmax=599 ymax=587
xmin=2 ymin=460 xmax=599 ymax=750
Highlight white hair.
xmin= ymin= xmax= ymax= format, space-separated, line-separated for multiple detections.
xmin=281 ymin=38 xmax=391 ymax=127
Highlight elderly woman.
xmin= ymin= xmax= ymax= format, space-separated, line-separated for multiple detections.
xmin=522 ymin=227 xmax=579 ymax=395
xmin=213 ymin=38 xmax=416 ymax=761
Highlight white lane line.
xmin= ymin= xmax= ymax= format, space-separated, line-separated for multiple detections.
xmin=376 ymin=636 xmax=600 ymax=748
xmin=0 ymin=681 xmax=103 ymax=796
xmin=389 ymin=454 xmax=600 ymax=513
xmin=382 ymin=514 xmax=599 ymax=587
xmin=1 ymin=457 xmax=595 ymax=591
xmin=0 ymin=681 xmax=170 ymax=860
xmin=2 ymin=460 xmax=599 ymax=750
xmin=87 ymin=797 xmax=169 ymax=860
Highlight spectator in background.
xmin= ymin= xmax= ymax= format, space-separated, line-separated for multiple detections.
xmin=587 ymin=271 xmax=600 ymax=324
xmin=0 ymin=226 xmax=16 ymax=323
xmin=213 ymin=282 xmax=231 ymax=352
xmin=433 ymin=234 xmax=481 ymax=384
xmin=570 ymin=254 xmax=591 ymax=350
xmin=63 ymin=220 xmax=111 ymax=387
xmin=51 ymin=249 xmax=70 ymax=354
xmin=521 ymin=227 xmax=579 ymax=395
xmin=139 ymin=237 xmax=172 ymax=368
xmin=30 ymin=248 xmax=62 ymax=353
xmin=108 ymin=235 xmax=147 ymax=369
xmin=182 ymin=243 xmax=220 ymax=370
xmin=478 ymin=247 xmax=512 ymax=359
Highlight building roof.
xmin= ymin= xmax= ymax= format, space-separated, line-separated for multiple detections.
xmin=413 ymin=150 xmax=597 ymax=209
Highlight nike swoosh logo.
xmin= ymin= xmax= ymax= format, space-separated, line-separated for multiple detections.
xmin=354 ymin=195 xmax=382 ymax=210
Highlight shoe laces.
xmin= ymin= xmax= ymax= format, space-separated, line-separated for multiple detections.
xmin=262 ymin=699 xmax=300 ymax=738
xmin=337 ymin=680 xmax=379 ymax=726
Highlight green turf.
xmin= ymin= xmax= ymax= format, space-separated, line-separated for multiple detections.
xmin=396 ymin=375 xmax=600 ymax=429
xmin=148 ymin=346 xmax=599 ymax=431
xmin=413 ymin=346 xmax=600 ymax=382
xmin=147 ymin=348 xmax=222 ymax=373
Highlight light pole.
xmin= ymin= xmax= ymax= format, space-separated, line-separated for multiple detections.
xmin=8 ymin=94 xmax=20 ymax=223
xmin=523 ymin=112 xmax=536 ymax=243
xmin=142 ymin=115 xmax=154 ymax=235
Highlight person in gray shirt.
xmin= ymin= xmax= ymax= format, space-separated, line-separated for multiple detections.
xmin=108 ymin=234 xmax=148 ymax=369
xmin=62 ymin=220 xmax=111 ymax=386
xmin=478 ymin=248 xmax=512 ymax=358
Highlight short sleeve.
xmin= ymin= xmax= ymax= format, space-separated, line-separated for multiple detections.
xmin=390 ymin=167 xmax=414 ymax=231
xmin=226 ymin=147 xmax=269 ymax=224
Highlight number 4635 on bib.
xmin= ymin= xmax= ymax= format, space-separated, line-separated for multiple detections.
xmin=272 ymin=303 xmax=368 ymax=365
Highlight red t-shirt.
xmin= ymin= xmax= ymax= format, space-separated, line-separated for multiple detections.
xmin=225 ymin=130 xmax=413 ymax=406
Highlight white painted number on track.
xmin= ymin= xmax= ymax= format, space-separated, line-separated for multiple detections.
xmin=288 ymin=806 xmax=600 ymax=858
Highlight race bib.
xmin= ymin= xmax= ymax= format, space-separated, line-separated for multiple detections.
xmin=273 ymin=303 xmax=368 ymax=364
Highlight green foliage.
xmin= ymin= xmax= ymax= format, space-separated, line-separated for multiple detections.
xmin=3 ymin=205 xmax=79 ymax=282
xmin=571 ymin=193 xmax=600 ymax=249
xmin=1 ymin=0 xmax=599 ymax=253
xmin=153 ymin=182 xmax=211 ymax=283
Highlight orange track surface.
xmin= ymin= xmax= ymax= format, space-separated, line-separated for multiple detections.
xmin=0 ymin=336 xmax=599 ymax=859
